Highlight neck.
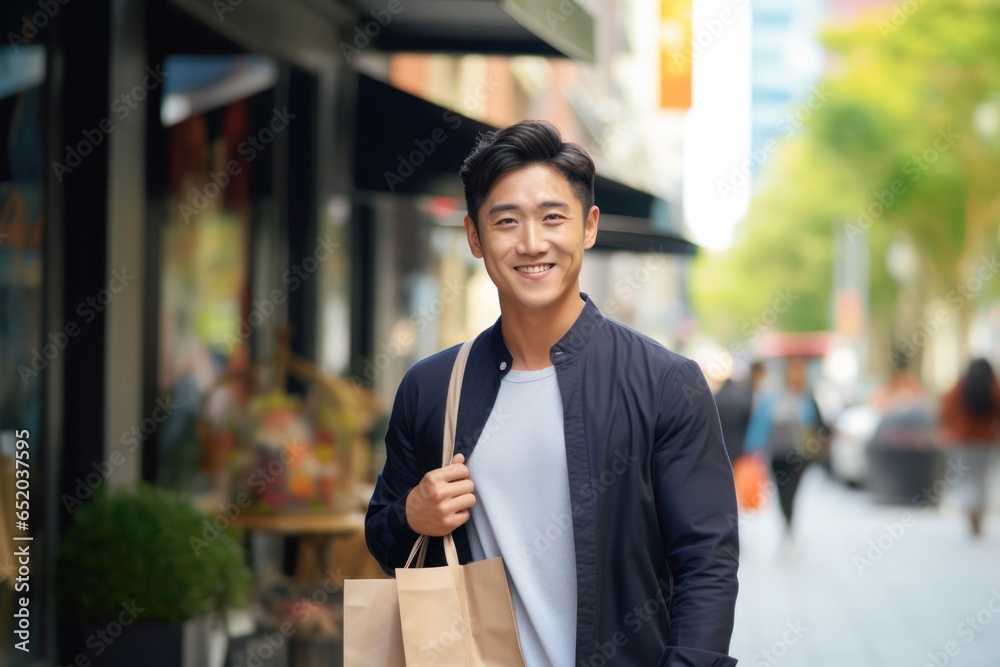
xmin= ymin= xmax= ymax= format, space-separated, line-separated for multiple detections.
xmin=499 ymin=290 xmax=585 ymax=370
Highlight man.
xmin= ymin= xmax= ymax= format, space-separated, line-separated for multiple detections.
xmin=366 ymin=120 xmax=739 ymax=666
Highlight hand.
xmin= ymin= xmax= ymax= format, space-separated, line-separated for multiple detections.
xmin=405 ymin=453 xmax=476 ymax=536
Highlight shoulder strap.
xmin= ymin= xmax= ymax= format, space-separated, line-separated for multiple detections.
xmin=403 ymin=338 xmax=475 ymax=569
xmin=441 ymin=339 xmax=475 ymax=466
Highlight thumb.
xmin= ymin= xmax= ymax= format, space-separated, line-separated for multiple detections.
xmin=451 ymin=453 xmax=465 ymax=465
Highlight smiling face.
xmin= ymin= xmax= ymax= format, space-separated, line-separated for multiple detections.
xmin=464 ymin=163 xmax=598 ymax=313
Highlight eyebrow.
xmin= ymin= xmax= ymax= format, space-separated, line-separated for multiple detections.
xmin=486 ymin=200 xmax=571 ymax=216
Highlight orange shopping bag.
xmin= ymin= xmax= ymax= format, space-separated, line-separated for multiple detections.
xmin=733 ymin=454 xmax=769 ymax=511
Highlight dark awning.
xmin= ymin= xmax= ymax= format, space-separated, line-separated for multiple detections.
xmin=346 ymin=0 xmax=594 ymax=61
xmin=595 ymin=215 xmax=697 ymax=255
xmin=353 ymin=75 xmax=697 ymax=255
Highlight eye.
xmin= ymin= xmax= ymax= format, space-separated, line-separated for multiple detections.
xmin=495 ymin=217 xmax=517 ymax=226
xmin=544 ymin=213 xmax=566 ymax=221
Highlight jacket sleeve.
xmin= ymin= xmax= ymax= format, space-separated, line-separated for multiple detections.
xmin=365 ymin=371 xmax=423 ymax=576
xmin=653 ymin=360 xmax=739 ymax=667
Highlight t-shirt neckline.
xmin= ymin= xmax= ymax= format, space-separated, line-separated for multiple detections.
xmin=502 ymin=365 xmax=556 ymax=383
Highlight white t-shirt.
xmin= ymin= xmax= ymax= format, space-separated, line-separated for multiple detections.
xmin=466 ymin=365 xmax=578 ymax=667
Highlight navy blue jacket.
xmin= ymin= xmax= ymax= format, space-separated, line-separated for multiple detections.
xmin=366 ymin=295 xmax=739 ymax=666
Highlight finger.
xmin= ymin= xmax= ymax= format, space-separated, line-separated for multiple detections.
xmin=438 ymin=462 xmax=471 ymax=482
xmin=443 ymin=479 xmax=474 ymax=498
xmin=446 ymin=493 xmax=477 ymax=512
xmin=450 ymin=508 xmax=472 ymax=527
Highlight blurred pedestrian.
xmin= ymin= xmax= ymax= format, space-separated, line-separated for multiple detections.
xmin=869 ymin=349 xmax=928 ymax=414
xmin=865 ymin=349 xmax=936 ymax=463
xmin=715 ymin=359 xmax=766 ymax=461
xmin=745 ymin=356 xmax=827 ymax=548
xmin=719 ymin=360 xmax=769 ymax=513
xmin=939 ymin=358 xmax=1000 ymax=538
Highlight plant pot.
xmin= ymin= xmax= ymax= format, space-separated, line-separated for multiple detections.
xmin=80 ymin=615 xmax=225 ymax=667
xmin=866 ymin=446 xmax=946 ymax=505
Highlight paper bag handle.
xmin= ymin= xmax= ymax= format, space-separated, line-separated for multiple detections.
xmin=403 ymin=339 xmax=475 ymax=569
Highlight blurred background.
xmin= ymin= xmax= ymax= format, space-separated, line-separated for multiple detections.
xmin=0 ymin=0 xmax=998 ymax=665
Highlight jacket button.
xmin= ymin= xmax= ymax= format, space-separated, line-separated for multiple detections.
xmin=500 ymin=361 xmax=507 ymax=370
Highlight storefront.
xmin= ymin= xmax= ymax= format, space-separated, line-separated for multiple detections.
xmin=1 ymin=0 xmax=694 ymax=663
xmin=2 ymin=1 xmax=361 ymax=662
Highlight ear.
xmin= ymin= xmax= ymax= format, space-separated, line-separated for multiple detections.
xmin=583 ymin=206 xmax=599 ymax=250
xmin=464 ymin=215 xmax=484 ymax=259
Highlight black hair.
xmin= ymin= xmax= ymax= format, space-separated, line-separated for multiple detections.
xmin=459 ymin=120 xmax=595 ymax=231
xmin=962 ymin=358 xmax=997 ymax=416
xmin=889 ymin=348 xmax=910 ymax=372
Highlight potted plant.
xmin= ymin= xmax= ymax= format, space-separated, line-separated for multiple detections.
xmin=57 ymin=484 xmax=253 ymax=667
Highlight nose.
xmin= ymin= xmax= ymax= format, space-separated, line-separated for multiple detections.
xmin=516 ymin=218 xmax=549 ymax=256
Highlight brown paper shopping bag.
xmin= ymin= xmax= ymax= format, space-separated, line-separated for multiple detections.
xmin=343 ymin=576 xmax=407 ymax=665
xmin=396 ymin=532 xmax=525 ymax=666
xmin=344 ymin=339 xmax=525 ymax=666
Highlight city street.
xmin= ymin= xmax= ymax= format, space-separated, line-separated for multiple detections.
xmin=731 ymin=465 xmax=1000 ymax=667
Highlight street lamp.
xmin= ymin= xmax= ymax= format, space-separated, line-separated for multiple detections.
xmin=973 ymin=99 xmax=1000 ymax=144
xmin=885 ymin=233 xmax=919 ymax=285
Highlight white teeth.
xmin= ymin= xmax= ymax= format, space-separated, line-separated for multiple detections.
xmin=516 ymin=264 xmax=553 ymax=274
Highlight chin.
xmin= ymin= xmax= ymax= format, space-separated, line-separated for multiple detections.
xmin=508 ymin=287 xmax=565 ymax=311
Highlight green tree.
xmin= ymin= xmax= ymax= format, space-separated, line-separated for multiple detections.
xmin=814 ymin=0 xmax=1000 ymax=344
xmin=694 ymin=0 xmax=1000 ymax=364
xmin=694 ymin=134 xmax=899 ymax=346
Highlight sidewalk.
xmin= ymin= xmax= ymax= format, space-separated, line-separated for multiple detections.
xmin=731 ymin=465 xmax=1000 ymax=667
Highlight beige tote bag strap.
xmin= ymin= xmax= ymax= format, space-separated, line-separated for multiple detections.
xmin=402 ymin=339 xmax=475 ymax=570
xmin=442 ymin=339 xmax=474 ymax=566
xmin=403 ymin=534 xmax=429 ymax=569
xmin=442 ymin=339 xmax=474 ymax=466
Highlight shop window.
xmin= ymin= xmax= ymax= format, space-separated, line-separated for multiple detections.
xmin=155 ymin=55 xmax=279 ymax=493
xmin=361 ymin=196 xmax=492 ymax=411
xmin=319 ymin=196 xmax=352 ymax=377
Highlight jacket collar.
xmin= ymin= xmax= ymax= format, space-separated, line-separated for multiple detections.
xmin=488 ymin=293 xmax=604 ymax=376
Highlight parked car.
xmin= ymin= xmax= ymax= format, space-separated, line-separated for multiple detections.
xmin=829 ymin=403 xmax=881 ymax=487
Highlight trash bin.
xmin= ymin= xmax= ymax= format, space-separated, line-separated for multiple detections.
xmin=866 ymin=406 xmax=945 ymax=505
